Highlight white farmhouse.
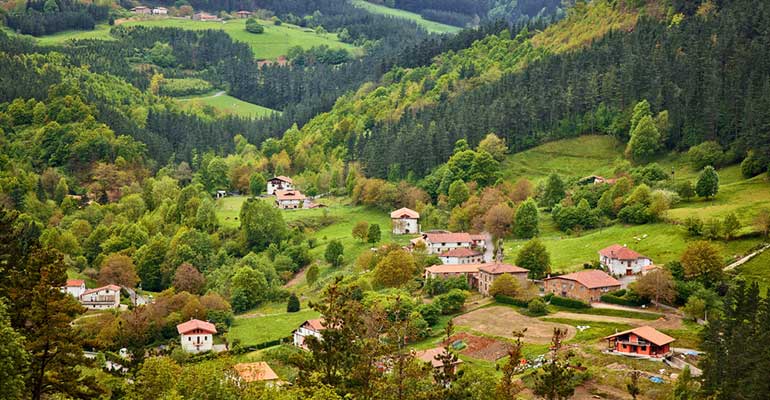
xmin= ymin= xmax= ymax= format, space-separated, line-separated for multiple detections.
xmin=390 ymin=207 xmax=420 ymax=234
xmin=293 ymin=318 xmax=326 ymax=350
xmin=411 ymin=232 xmax=473 ymax=255
xmin=267 ymin=176 xmax=294 ymax=195
xmin=438 ymin=247 xmax=484 ymax=264
xmin=177 ymin=319 xmax=217 ymax=353
xmin=275 ymin=189 xmax=306 ymax=209
xmin=152 ymin=7 xmax=168 ymax=15
xmin=62 ymin=279 xmax=86 ymax=298
xmin=79 ymin=284 xmax=121 ymax=309
xmin=599 ymin=244 xmax=652 ymax=276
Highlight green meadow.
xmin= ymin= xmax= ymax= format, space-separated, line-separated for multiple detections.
xmin=350 ymin=0 xmax=462 ymax=34
xmin=227 ymin=309 xmax=319 ymax=346
xmin=176 ymin=91 xmax=277 ymax=118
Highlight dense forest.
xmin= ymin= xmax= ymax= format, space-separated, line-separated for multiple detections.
xmin=368 ymin=0 xmax=564 ymax=26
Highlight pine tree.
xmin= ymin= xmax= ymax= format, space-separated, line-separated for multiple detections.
xmin=367 ymin=224 xmax=381 ymax=243
xmin=541 ymin=174 xmax=565 ymax=209
xmin=514 ymin=198 xmax=539 ymax=238
xmin=533 ymin=328 xmax=575 ymax=400
xmin=287 ymin=293 xmax=300 ymax=312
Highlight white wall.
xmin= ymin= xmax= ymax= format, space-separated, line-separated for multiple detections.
xmin=392 ymin=218 xmax=419 ymax=234
xmin=80 ymin=288 xmax=120 ymax=309
xmin=601 ymin=255 xmax=651 ymax=276
xmin=293 ymin=327 xmax=322 ymax=348
xmin=439 ymin=255 xmax=483 ymax=264
xmin=267 ymin=181 xmax=293 ymax=195
xmin=181 ymin=333 xmax=213 ymax=353
xmin=426 ymin=241 xmax=471 ymax=255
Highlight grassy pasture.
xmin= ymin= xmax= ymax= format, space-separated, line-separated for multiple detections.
xmin=736 ymin=249 xmax=770 ymax=295
xmin=176 ymin=91 xmax=277 ymax=118
xmin=227 ymin=309 xmax=319 ymax=346
xmin=350 ymin=0 xmax=462 ymax=34
xmin=23 ymin=17 xmax=358 ymax=60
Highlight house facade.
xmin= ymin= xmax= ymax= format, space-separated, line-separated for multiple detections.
xmin=193 ymin=12 xmax=218 ymax=21
xmin=424 ymin=264 xmax=481 ymax=287
xmin=236 ymin=10 xmax=252 ymax=18
xmin=275 ymin=189 xmax=306 ymax=209
xmin=605 ymin=326 xmax=675 ymax=358
xmin=544 ymin=270 xmax=621 ymax=302
xmin=131 ymin=6 xmax=151 ymax=14
xmin=599 ymin=244 xmax=652 ymax=276
xmin=412 ymin=232 xmax=473 ymax=255
xmin=477 ymin=263 xmax=529 ymax=296
xmin=152 ymin=7 xmax=167 ymax=15
xmin=177 ymin=319 xmax=217 ymax=353
xmin=79 ymin=284 xmax=121 ymax=309
xmin=267 ymin=176 xmax=294 ymax=195
xmin=293 ymin=319 xmax=325 ymax=350
xmin=390 ymin=207 xmax=420 ymax=234
xmin=439 ymin=247 xmax=484 ymax=265
xmin=63 ymin=279 xmax=86 ymax=298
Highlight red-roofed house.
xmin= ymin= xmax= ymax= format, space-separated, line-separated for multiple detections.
xmin=605 ymin=326 xmax=675 ymax=358
xmin=177 ymin=319 xmax=217 ymax=353
xmin=439 ymin=247 xmax=483 ymax=264
xmin=275 ymin=189 xmax=306 ymax=209
xmin=293 ymin=318 xmax=325 ymax=350
xmin=62 ymin=279 xmax=86 ymax=298
xmin=477 ymin=263 xmax=530 ymax=296
xmin=79 ymin=284 xmax=121 ymax=309
xmin=424 ymin=264 xmax=482 ymax=287
xmin=414 ymin=232 xmax=473 ymax=255
xmin=234 ymin=362 xmax=282 ymax=386
xmin=267 ymin=176 xmax=294 ymax=195
xmin=414 ymin=347 xmax=463 ymax=371
xmin=390 ymin=207 xmax=420 ymax=234
xmin=544 ymin=270 xmax=621 ymax=302
xmin=599 ymin=244 xmax=652 ymax=276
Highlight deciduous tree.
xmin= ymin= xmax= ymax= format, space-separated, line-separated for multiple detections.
xmin=240 ymin=198 xmax=288 ymax=251
xmin=367 ymin=224 xmax=381 ymax=243
xmin=632 ymin=269 xmax=676 ymax=306
xmin=99 ymin=253 xmax=140 ymax=288
xmin=325 ymin=240 xmax=344 ymax=267
xmin=352 ymin=221 xmax=369 ymax=242
xmin=172 ymin=263 xmax=206 ymax=294
xmin=374 ymin=249 xmax=417 ymax=288
xmin=488 ymin=273 xmax=521 ymax=297
xmin=484 ymin=203 xmax=514 ymax=238
xmin=477 ymin=133 xmax=507 ymax=161
xmin=695 ymin=166 xmax=719 ymax=199
xmin=514 ymin=198 xmax=539 ymax=238
xmin=516 ymin=239 xmax=551 ymax=279
xmin=681 ymin=240 xmax=723 ymax=284
xmin=541 ymin=174 xmax=565 ymax=209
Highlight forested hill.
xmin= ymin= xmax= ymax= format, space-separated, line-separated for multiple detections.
xmin=365 ymin=0 xmax=566 ymax=27
xmin=270 ymin=0 xmax=770 ymax=185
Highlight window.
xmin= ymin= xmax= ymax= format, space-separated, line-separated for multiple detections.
xmin=188 ymin=337 xmax=191 ymax=341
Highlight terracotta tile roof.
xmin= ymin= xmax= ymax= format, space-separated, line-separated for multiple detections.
xmin=599 ymin=244 xmax=648 ymax=261
xmin=425 ymin=264 xmax=482 ymax=274
xmin=547 ymin=270 xmax=621 ymax=289
xmin=81 ymin=284 xmax=121 ymax=296
xmin=478 ymin=262 xmax=529 ymax=275
xmin=643 ymin=264 xmax=660 ymax=272
xmin=234 ymin=362 xmax=280 ymax=382
xmin=414 ymin=348 xmax=463 ymax=368
xmin=423 ymin=232 xmax=473 ymax=244
xmin=469 ymin=234 xmax=486 ymax=241
xmin=66 ymin=279 xmax=85 ymax=287
xmin=275 ymin=189 xmax=306 ymax=201
xmin=302 ymin=318 xmax=326 ymax=331
xmin=390 ymin=207 xmax=420 ymax=219
xmin=270 ymin=176 xmax=293 ymax=184
xmin=604 ymin=326 xmax=675 ymax=347
xmin=176 ymin=319 xmax=217 ymax=335
xmin=439 ymin=248 xmax=481 ymax=258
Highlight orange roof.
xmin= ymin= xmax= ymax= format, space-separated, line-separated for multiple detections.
xmin=439 ymin=248 xmax=481 ymax=258
xmin=302 ymin=318 xmax=326 ymax=331
xmin=176 ymin=319 xmax=217 ymax=335
xmin=270 ymin=176 xmax=293 ymax=184
xmin=82 ymin=284 xmax=121 ymax=296
xmin=414 ymin=348 xmax=463 ymax=368
xmin=546 ymin=270 xmax=621 ymax=289
xmin=604 ymin=326 xmax=675 ymax=346
xmin=390 ymin=207 xmax=419 ymax=219
xmin=233 ymin=362 xmax=280 ymax=382
xmin=275 ymin=189 xmax=306 ymax=201
xmin=424 ymin=232 xmax=473 ymax=244
xmin=66 ymin=279 xmax=85 ymax=287
xmin=469 ymin=234 xmax=486 ymax=241
xmin=425 ymin=264 xmax=482 ymax=274
xmin=478 ymin=263 xmax=529 ymax=275
xmin=599 ymin=244 xmax=648 ymax=261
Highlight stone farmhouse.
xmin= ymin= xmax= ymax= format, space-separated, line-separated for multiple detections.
xmin=477 ymin=263 xmax=530 ymax=296
xmin=390 ymin=207 xmax=420 ymax=234
xmin=599 ymin=244 xmax=652 ymax=276
xmin=544 ymin=270 xmax=621 ymax=302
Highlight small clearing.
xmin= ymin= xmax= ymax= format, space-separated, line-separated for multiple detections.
xmin=454 ymin=306 xmax=575 ymax=344
xmin=444 ymin=332 xmax=511 ymax=361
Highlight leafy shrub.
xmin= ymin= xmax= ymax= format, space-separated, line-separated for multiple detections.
xmin=435 ymin=289 xmax=467 ymax=314
xmin=687 ymin=141 xmax=724 ymax=170
xmin=741 ymin=151 xmax=768 ymax=178
xmin=424 ymin=276 xmax=470 ymax=296
xmin=494 ymin=294 xmax=529 ymax=307
xmin=417 ymin=302 xmax=441 ymax=326
xmin=527 ymin=298 xmax=548 ymax=316
xmin=549 ymin=295 xmax=590 ymax=309
xmin=618 ymin=203 xmax=652 ymax=224
xmin=159 ymin=78 xmax=213 ymax=97
xmin=600 ymin=290 xmax=648 ymax=306
xmin=245 ymin=18 xmax=264 ymax=33
xmin=543 ymin=292 xmax=554 ymax=301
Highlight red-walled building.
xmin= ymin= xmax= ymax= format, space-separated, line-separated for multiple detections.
xmin=604 ymin=326 xmax=675 ymax=358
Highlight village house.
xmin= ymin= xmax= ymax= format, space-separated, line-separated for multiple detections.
xmin=439 ymin=247 xmax=484 ymax=264
xmin=605 ymin=326 xmax=675 ymax=358
xmin=79 ymin=284 xmax=121 ymax=309
xmin=192 ymin=12 xmax=218 ymax=21
xmin=424 ymin=264 xmax=481 ymax=287
xmin=152 ymin=7 xmax=168 ymax=15
xmin=62 ymin=279 xmax=86 ymax=298
xmin=544 ymin=269 xmax=621 ymax=302
xmin=236 ymin=10 xmax=252 ymax=18
xmin=233 ymin=362 xmax=282 ymax=386
xmin=275 ymin=189 xmax=306 ymax=209
xmin=578 ymin=175 xmax=616 ymax=185
xmin=414 ymin=347 xmax=463 ymax=373
xmin=411 ymin=232 xmax=473 ymax=255
xmin=131 ymin=6 xmax=151 ymax=14
xmin=293 ymin=318 xmax=325 ymax=350
xmin=599 ymin=244 xmax=652 ymax=276
xmin=177 ymin=319 xmax=217 ymax=353
xmin=390 ymin=207 xmax=420 ymax=234
xmin=267 ymin=176 xmax=294 ymax=195
xmin=477 ymin=263 xmax=530 ymax=296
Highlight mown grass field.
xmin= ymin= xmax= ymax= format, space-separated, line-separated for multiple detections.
xmin=227 ymin=309 xmax=319 ymax=346
xmin=736 ymin=249 xmax=770 ymax=295
xmin=24 ymin=17 xmax=358 ymax=60
xmin=176 ymin=91 xmax=277 ymax=118
xmin=350 ymin=0 xmax=462 ymax=34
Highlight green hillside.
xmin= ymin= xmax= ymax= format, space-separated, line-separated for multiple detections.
xmin=176 ymin=91 xmax=278 ymax=118
xmin=350 ymin=0 xmax=462 ymax=34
